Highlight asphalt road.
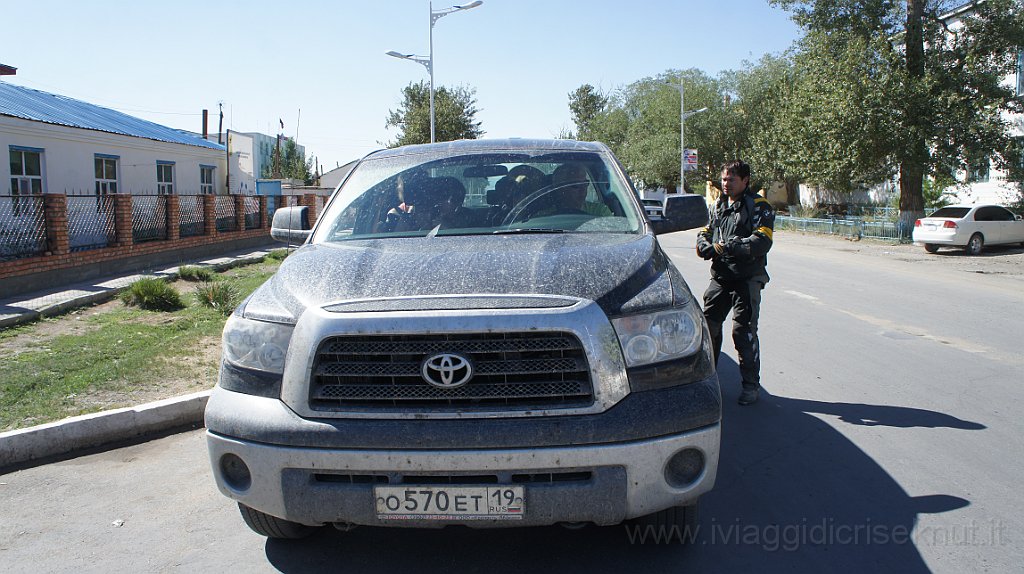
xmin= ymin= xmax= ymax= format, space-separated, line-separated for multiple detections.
xmin=2 ymin=230 xmax=1022 ymax=573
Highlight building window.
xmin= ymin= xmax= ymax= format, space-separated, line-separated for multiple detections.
xmin=968 ymin=155 xmax=990 ymax=183
xmin=200 ymin=165 xmax=215 ymax=195
xmin=157 ymin=162 xmax=175 ymax=195
xmin=9 ymin=147 xmax=44 ymax=216
xmin=95 ymin=155 xmax=118 ymax=195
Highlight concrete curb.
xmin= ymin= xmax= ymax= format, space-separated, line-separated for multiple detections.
xmin=0 ymin=391 xmax=210 ymax=470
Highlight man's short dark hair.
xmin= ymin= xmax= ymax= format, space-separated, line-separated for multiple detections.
xmin=722 ymin=160 xmax=751 ymax=180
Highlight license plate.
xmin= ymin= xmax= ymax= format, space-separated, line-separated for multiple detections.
xmin=374 ymin=485 xmax=524 ymax=520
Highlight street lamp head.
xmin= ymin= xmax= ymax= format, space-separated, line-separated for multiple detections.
xmin=454 ymin=1 xmax=483 ymax=9
xmin=386 ymin=51 xmax=412 ymax=59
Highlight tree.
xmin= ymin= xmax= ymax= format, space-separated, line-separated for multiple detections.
xmin=772 ymin=0 xmax=1024 ymax=225
xmin=385 ymin=81 xmax=483 ymax=146
xmin=567 ymin=84 xmax=608 ymax=141
xmin=587 ymin=69 xmax=743 ymax=192
xmin=261 ymin=137 xmax=313 ymax=184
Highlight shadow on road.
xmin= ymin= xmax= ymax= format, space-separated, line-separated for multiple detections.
xmin=263 ymin=357 xmax=982 ymax=573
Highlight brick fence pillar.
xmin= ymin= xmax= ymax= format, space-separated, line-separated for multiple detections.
xmin=166 ymin=194 xmax=180 ymax=241
xmin=203 ymin=194 xmax=218 ymax=236
xmin=43 ymin=193 xmax=69 ymax=256
xmin=114 ymin=193 xmax=134 ymax=247
xmin=259 ymin=196 xmax=269 ymax=229
xmin=300 ymin=193 xmax=318 ymax=225
xmin=234 ymin=194 xmax=246 ymax=231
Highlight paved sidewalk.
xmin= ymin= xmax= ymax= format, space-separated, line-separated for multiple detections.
xmin=0 ymin=245 xmax=279 ymax=470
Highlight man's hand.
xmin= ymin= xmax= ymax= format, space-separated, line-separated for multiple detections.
xmin=713 ymin=242 xmax=727 ymax=256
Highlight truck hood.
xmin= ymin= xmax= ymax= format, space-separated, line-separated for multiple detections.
xmin=243 ymin=233 xmax=688 ymax=323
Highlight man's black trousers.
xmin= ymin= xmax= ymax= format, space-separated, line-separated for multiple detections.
xmin=702 ymin=276 xmax=764 ymax=391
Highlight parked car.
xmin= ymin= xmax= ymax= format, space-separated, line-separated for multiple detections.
xmin=205 ymin=138 xmax=719 ymax=541
xmin=913 ymin=204 xmax=1024 ymax=255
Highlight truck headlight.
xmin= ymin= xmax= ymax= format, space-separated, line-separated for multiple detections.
xmin=222 ymin=314 xmax=293 ymax=374
xmin=612 ymin=304 xmax=702 ymax=368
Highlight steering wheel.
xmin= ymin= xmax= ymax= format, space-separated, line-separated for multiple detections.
xmin=500 ymin=184 xmax=580 ymax=226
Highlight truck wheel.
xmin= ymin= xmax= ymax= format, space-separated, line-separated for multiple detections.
xmin=629 ymin=501 xmax=700 ymax=543
xmin=966 ymin=233 xmax=984 ymax=256
xmin=924 ymin=243 xmax=938 ymax=254
xmin=238 ymin=503 xmax=319 ymax=539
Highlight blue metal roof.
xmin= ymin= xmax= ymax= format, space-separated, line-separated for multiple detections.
xmin=0 ymin=82 xmax=224 ymax=151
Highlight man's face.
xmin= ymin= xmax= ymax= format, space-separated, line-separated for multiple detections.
xmin=721 ymin=170 xmax=748 ymax=200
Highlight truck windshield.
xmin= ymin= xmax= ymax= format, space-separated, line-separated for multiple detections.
xmin=311 ymin=150 xmax=643 ymax=242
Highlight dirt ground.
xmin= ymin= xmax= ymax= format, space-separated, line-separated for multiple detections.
xmin=0 ymin=279 xmax=224 ymax=417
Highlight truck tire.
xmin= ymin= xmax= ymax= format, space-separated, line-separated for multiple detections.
xmin=629 ymin=501 xmax=700 ymax=543
xmin=238 ymin=503 xmax=319 ymax=539
xmin=966 ymin=233 xmax=984 ymax=256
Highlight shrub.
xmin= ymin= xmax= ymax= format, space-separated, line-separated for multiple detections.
xmin=194 ymin=281 xmax=239 ymax=315
xmin=120 ymin=278 xmax=183 ymax=311
xmin=178 ymin=265 xmax=214 ymax=282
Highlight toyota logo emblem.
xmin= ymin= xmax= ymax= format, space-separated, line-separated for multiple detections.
xmin=421 ymin=353 xmax=474 ymax=388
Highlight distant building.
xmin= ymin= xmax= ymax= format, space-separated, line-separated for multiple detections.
xmin=1 ymin=82 xmax=226 ymax=197
xmin=319 ymin=160 xmax=358 ymax=190
xmin=220 ymin=131 xmax=305 ymax=194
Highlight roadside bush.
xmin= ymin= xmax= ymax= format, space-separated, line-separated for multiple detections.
xmin=120 ymin=278 xmax=183 ymax=311
xmin=177 ymin=265 xmax=214 ymax=282
xmin=194 ymin=281 xmax=240 ymax=316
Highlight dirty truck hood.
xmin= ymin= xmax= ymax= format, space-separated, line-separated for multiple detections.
xmin=243 ymin=234 xmax=686 ymax=322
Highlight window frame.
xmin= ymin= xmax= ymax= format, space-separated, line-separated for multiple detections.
xmin=156 ymin=161 xmax=175 ymax=195
xmin=9 ymin=146 xmax=45 ymax=217
xmin=200 ymin=165 xmax=215 ymax=195
xmin=94 ymin=154 xmax=119 ymax=196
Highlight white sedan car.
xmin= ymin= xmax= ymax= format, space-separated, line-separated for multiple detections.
xmin=913 ymin=204 xmax=1024 ymax=255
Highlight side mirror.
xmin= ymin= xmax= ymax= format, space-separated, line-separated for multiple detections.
xmin=270 ymin=206 xmax=312 ymax=244
xmin=651 ymin=194 xmax=709 ymax=235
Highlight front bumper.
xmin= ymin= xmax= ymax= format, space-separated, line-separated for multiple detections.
xmin=207 ymin=421 xmax=719 ymax=528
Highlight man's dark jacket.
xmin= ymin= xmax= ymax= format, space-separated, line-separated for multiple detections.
xmin=696 ymin=188 xmax=775 ymax=283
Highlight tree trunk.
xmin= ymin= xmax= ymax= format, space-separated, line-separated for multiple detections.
xmin=899 ymin=0 xmax=927 ymax=235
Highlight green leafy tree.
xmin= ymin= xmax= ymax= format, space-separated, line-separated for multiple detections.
xmin=385 ymin=81 xmax=483 ymax=146
xmin=261 ymin=137 xmax=313 ymax=184
xmin=772 ymin=0 xmax=1024 ymax=226
xmin=567 ymin=84 xmax=608 ymax=141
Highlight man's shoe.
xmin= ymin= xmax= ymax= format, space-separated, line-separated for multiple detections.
xmin=738 ymin=387 xmax=759 ymax=406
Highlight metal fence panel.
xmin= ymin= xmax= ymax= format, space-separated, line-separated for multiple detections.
xmin=67 ymin=194 xmax=115 ymax=252
xmin=132 ymin=195 xmax=167 ymax=243
xmin=243 ymin=196 xmax=260 ymax=229
xmin=179 ymin=195 xmax=205 ymax=238
xmin=777 ymin=215 xmax=910 ymax=242
xmin=0 ymin=194 xmax=46 ymax=261
xmin=215 ymin=196 xmax=236 ymax=232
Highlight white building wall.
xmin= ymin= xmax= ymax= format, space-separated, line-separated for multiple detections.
xmin=227 ymin=131 xmax=256 ymax=194
xmin=2 ymin=116 xmax=226 ymax=195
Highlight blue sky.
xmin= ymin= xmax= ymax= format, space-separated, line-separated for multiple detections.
xmin=3 ymin=0 xmax=802 ymax=170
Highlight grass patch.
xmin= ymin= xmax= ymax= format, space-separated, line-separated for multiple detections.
xmin=178 ymin=265 xmax=214 ymax=281
xmin=194 ymin=281 xmax=240 ymax=316
xmin=0 ymin=262 xmax=280 ymax=430
xmin=120 ymin=277 xmax=184 ymax=311
xmin=265 ymin=248 xmax=291 ymax=262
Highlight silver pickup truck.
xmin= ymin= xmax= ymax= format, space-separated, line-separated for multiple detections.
xmin=205 ymin=139 xmax=721 ymax=539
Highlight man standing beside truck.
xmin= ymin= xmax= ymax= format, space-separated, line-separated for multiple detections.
xmin=696 ymin=160 xmax=775 ymax=406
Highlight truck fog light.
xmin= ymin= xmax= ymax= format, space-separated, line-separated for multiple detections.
xmin=664 ymin=448 xmax=704 ymax=488
xmin=220 ymin=453 xmax=252 ymax=491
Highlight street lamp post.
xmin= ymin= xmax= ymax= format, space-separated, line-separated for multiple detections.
xmin=387 ymin=1 xmax=482 ymax=144
xmin=662 ymin=78 xmax=707 ymax=193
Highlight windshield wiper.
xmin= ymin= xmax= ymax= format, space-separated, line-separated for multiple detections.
xmin=492 ymin=228 xmax=567 ymax=235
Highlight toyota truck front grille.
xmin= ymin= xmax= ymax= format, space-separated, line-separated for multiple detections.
xmin=309 ymin=332 xmax=593 ymax=411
